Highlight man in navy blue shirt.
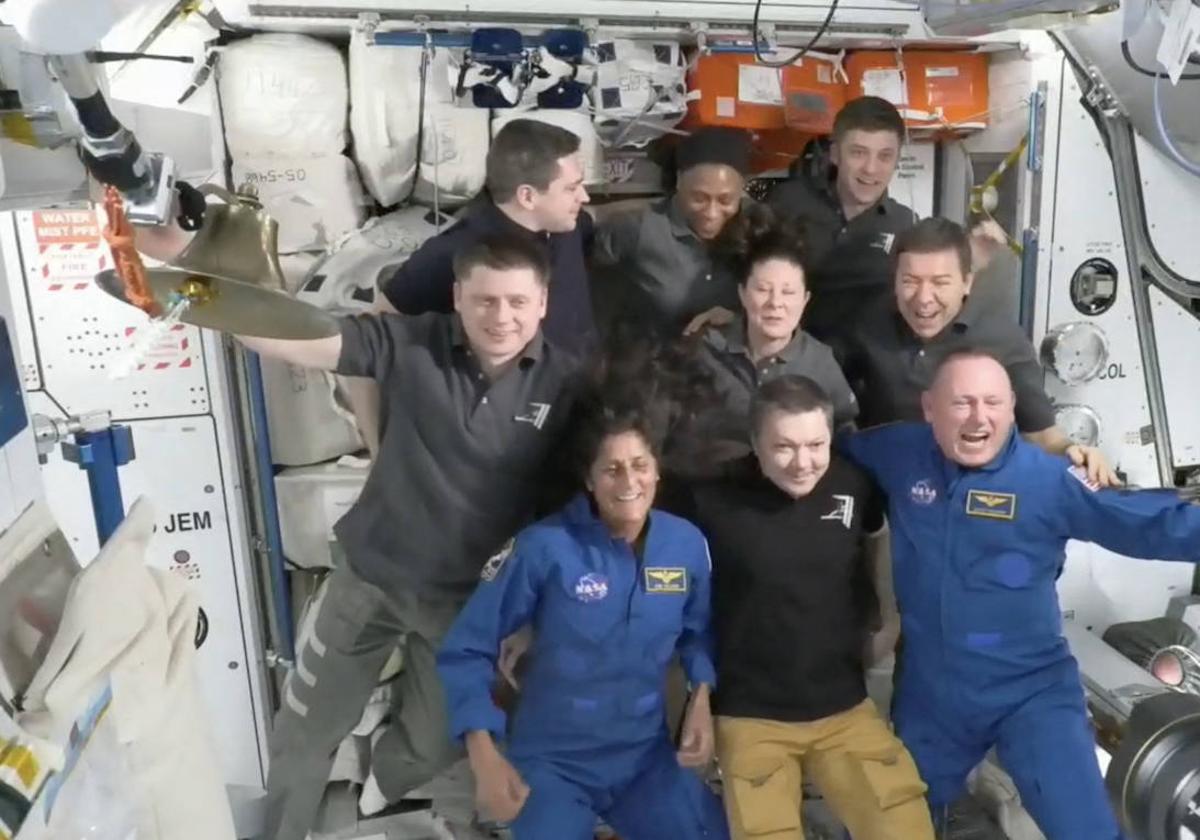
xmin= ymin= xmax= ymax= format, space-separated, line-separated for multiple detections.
xmin=379 ymin=119 xmax=595 ymax=350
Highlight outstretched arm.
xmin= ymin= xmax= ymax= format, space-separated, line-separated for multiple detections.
xmin=1054 ymin=466 xmax=1200 ymax=561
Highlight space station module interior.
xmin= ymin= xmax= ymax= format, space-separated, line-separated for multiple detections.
xmin=0 ymin=0 xmax=1198 ymax=838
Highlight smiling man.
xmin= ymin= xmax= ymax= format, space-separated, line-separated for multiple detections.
xmin=839 ymin=350 xmax=1200 ymax=840
xmin=767 ymin=97 xmax=916 ymax=345
xmin=841 ymin=217 xmax=1116 ymax=485
xmin=679 ymin=376 xmax=933 ymax=840
xmin=233 ymin=234 xmax=581 ymax=840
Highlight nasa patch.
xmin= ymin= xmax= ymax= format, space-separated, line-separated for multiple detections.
xmin=481 ymin=538 xmax=515 ymax=582
xmin=910 ymin=479 xmax=938 ymax=506
xmin=573 ymin=573 xmax=609 ymax=602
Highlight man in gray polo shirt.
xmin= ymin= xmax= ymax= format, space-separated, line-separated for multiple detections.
xmin=842 ymin=216 xmax=1116 ymax=482
xmin=236 ymin=234 xmax=580 ymax=840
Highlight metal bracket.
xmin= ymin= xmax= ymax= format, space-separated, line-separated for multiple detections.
xmin=263 ymin=649 xmax=294 ymax=671
xmin=1082 ymin=67 xmax=1122 ymax=116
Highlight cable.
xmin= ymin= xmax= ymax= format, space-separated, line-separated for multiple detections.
xmin=1121 ymin=39 xmax=1200 ymax=80
xmin=752 ymin=0 xmax=840 ymax=68
xmin=1152 ymin=70 xmax=1200 ymax=175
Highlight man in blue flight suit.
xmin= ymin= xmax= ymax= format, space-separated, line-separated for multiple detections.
xmin=436 ymin=412 xmax=728 ymax=839
xmin=840 ymin=348 xmax=1200 ymax=840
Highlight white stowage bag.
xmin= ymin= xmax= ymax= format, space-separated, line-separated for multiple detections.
xmin=261 ymin=359 xmax=364 ymax=467
xmin=19 ymin=498 xmax=235 ymax=840
xmin=412 ymin=49 xmax=490 ymax=207
xmin=589 ymin=39 xmax=688 ymax=148
xmin=231 ymin=155 xmax=368 ymax=254
xmin=348 ymin=32 xmax=423 ymax=207
xmin=492 ymin=108 xmax=604 ymax=185
xmin=219 ymin=33 xmax=348 ymax=158
xmin=297 ymin=204 xmax=455 ymax=314
xmin=273 ymin=461 xmax=369 ymax=570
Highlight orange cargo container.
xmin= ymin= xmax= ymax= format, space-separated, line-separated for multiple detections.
xmin=686 ymin=52 xmax=845 ymax=133
xmin=844 ymin=50 xmax=989 ymax=133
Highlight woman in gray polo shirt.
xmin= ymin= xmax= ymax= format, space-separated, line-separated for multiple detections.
xmin=591 ymin=127 xmax=756 ymax=339
xmin=668 ymin=219 xmax=858 ymax=476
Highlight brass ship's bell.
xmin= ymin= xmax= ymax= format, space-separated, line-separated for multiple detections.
xmin=96 ymin=183 xmax=339 ymax=340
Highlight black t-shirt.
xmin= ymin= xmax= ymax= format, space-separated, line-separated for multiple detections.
xmin=686 ymin=456 xmax=884 ymax=722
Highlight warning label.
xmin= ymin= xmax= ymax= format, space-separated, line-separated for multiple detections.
xmin=32 ymin=210 xmax=101 ymax=246
xmin=29 ymin=209 xmax=108 ymax=292
xmin=123 ymin=323 xmax=195 ymax=371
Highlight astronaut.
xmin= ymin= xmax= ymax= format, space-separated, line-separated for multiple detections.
xmin=839 ymin=348 xmax=1200 ymax=840
xmin=436 ymin=399 xmax=729 ymax=840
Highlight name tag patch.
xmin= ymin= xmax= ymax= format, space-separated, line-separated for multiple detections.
xmin=966 ymin=490 xmax=1017 ymax=520
xmin=644 ymin=567 xmax=687 ymax=594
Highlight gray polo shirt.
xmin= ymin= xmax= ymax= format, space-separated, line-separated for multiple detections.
xmin=700 ymin=319 xmax=858 ymax=431
xmin=591 ymin=198 xmax=741 ymax=337
xmin=842 ymin=294 xmax=1056 ymax=432
xmin=333 ymin=312 xmax=579 ymax=597
xmin=664 ymin=322 xmax=857 ymax=477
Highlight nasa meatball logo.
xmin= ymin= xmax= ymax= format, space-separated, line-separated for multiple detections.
xmin=910 ymin=479 xmax=938 ymax=505
xmin=573 ymin=573 xmax=609 ymax=603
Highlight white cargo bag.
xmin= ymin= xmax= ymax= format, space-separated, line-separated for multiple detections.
xmin=218 ymin=33 xmax=348 ymax=157
xmin=412 ymin=49 xmax=490 ymax=207
xmin=298 ymin=205 xmax=455 ymax=315
xmin=231 ymin=155 xmax=368 ymax=254
xmin=492 ymin=108 xmax=604 ymax=185
xmin=348 ymin=31 xmax=423 ymax=207
xmin=261 ymin=359 xmax=363 ymax=467
xmin=274 ymin=462 xmax=369 ymax=570
xmin=590 ymin=39 xmax=688 ymax=148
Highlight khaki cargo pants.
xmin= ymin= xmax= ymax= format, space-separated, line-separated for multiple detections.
xmin=716 ymin=700 xmax=935 ymax=840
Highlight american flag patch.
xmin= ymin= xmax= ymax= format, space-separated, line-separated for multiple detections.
xmin=1068 ymin=465 xmax=1100 ymax=492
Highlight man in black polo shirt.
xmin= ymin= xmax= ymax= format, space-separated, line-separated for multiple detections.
xmin=842 ymin=216 xmax=1116 ymax=485
xmin=235 ymin=234 xmax=580 ymax=840
xmin=684 ymin=376 xmax=933 ymax=840
xmin=766 ymin=96 xmax=916 ymax=345
xmin=343 ymin=118 xmax=594 ymax=455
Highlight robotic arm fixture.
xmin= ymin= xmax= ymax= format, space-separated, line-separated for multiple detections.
xmin=46 ymin=51 xmax=204 ymax=229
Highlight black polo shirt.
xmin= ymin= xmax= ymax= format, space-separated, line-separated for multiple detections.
xmin=590 ymin=198 xmax=742 ymax=338
xmin=379 ymin=202 xmax=596 ymax=355
xmin=767 ymin=171 xmax=916 ymax=345
xmin=843 ymin=293 xmax=1057 ymax=432
xmin=334 ymin=312 xmax=580 ymax=597
xmin=687 ymin=457 xmax=883 ymax=723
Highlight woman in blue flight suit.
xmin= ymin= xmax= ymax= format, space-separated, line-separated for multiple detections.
xmin=436 ymin=393 xmax=729 ymax=840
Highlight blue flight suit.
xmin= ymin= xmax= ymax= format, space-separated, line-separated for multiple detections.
xmin=841 ymin=423 xmax=1200 ymax=840
xmin=437 ymin=494 xmax=730 ymax=840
